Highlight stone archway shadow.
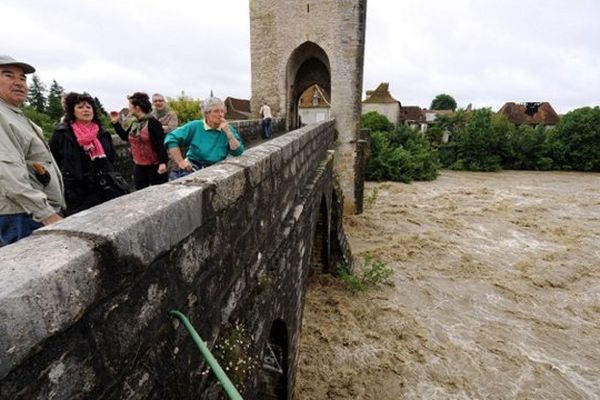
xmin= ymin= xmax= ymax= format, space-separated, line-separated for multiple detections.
xmin=258 ymin=319 xmax=289 ymax=399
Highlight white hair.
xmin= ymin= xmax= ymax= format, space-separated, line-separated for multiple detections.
xmin=202 ymin=96 xmax=225 ymax=114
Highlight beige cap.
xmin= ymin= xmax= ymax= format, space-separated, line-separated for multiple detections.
xmin=0 ymin=55 xmax=36 ymax=74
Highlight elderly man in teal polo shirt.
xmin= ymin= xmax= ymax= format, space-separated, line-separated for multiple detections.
xmin=164 ymin=97 xmax=244 ymax=179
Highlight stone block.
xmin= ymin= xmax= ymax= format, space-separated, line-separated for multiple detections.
xmin=177 ymin=163 xmax=247 ymax=213
xmin=226 ymin=145 xmax=274 ymax=188
xmin=0 ymin=234 xmax=99 ymax=380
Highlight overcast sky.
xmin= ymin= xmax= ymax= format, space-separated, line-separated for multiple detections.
xmin=2 ymin=0 xmax=599 ymax=114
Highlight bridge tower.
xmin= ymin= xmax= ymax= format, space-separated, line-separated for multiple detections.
xmin=250 ymin=0 xmax=368 ymax=214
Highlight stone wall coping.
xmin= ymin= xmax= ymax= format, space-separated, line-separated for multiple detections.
xmin=40 ymin=183 xmax=206 ymax=265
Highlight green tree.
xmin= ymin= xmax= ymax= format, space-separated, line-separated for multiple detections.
xmin=361 ymin=111 xmax=394 ymax=132
xmin=22 ymin=106 xmax=54 ymax=139
xmin=450 ymin=108 xmax=504 ymax=171
xmin=99 ymin=113 xmax=116 ymax=135
xmin=366 ymin=125 xmax=439 ymax=183
xmin=46 ymin=80 xmax=64 ymax=122
xmin=168 ymin=91 xmax=202 ymax=124
xmin=500 ymin=114 xmax=553 ymax=170
xmin=27 ymin=74 xmax=47 ymax=113
xmin=503 ymin=124 xmax=553 ymax=170
xmin=425 ymin=126 xmax=444 ymax=148
xmin=434 ymin=108 xmax=469 ymax=167
xmin=430 ymin=93 xmax=457 ymax=111
xmin=550 ymin=106 xmax=600 ymax=171
xmin=94 ymin=96 xmax=108 ymax=116
xmin=434 ymin=108 xmax=467 ymax=135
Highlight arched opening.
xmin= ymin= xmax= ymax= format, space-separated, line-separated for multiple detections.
xmin=286 ymin=41 xmax=331 ymax=130
xmin=258 ymin=319 xmax=289 ymax=399
xmin=310 ymin=196 xmax=330 ymax=273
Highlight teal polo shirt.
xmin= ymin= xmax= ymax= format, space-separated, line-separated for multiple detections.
xmin=164 ymin=119 xmax=244 ymax=166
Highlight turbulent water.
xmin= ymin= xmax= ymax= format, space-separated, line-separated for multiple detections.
xmin=294 ymin=171 xmax=600 ymax=400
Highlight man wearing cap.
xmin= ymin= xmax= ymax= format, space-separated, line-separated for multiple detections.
xmin=0 ymin=55 xmax=65 ymax=246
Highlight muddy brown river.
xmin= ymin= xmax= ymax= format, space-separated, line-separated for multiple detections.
xmin=294 ymin=170 xmax=600 ymax=399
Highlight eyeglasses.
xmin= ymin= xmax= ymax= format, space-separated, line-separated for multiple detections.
xmin=153 ymin=99 xmax=164 ymax=103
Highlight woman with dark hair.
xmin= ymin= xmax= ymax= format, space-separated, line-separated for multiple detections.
xmin=110 ymin=92 xmax=168 ymax=189
xmin=49 ymin=92 xmax=125 ymax=216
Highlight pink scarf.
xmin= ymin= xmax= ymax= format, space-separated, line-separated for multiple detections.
xmin=71 ymin=121 xmax=106 ymax=160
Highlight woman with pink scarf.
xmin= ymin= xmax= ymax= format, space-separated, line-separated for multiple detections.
xmin=49 ymin=92 xmax=125 ymax=215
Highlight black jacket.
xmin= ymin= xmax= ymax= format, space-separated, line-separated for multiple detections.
xmin=49 ymin=123 xmax=117 ymax=215
xmin=49 ymin=122 xmax=116 ymax=182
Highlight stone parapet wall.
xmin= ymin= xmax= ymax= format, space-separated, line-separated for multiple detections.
xmin=0 ymin=120 xmax=350 ymax=399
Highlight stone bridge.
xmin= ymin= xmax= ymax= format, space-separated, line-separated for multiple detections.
xmin=0 ymin=121 xmax=354 ymax=399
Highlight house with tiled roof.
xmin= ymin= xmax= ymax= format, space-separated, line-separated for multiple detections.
xmin=362 ymin=83 xmax=401 ymax=125
xmin=497 ymin=102 xmax=560 ymax=127
xmin=224 ymin=97 xmax=252 ymax=120
xmin=399 ymin=106 xmax=425 ymax=124
xmin=298 ymin=84 xmax=331 ymax=125
xmin=399 ymin=106 xmax=426 ymax=131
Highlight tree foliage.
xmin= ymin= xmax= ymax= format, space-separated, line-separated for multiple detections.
xmin=448 ymin=108 xmax=505 ymax=171
xmin=549 ymin=106 xmax=600 ymax=171
xmin=430 ymin=93 xmax=457 ymax=111
xmin=27 ymin=74 xmax=47 ymax=113
xmin=503 ymin=124 xmax=553 ymax=170
xmin=46 ymin=80 xmax=64 ymax=122
xmin=433 ymin=108 xmax=467 ymax=136
xmin=435 ymin=106 xmax=600 ymax=172
xmin=361 ymin=111 xmax=394 ymax=132
xmin=22 ymin=77 xmax=118 ymax=139
xmin=22 ymin=105 xmax=55 ymax=139
xmin=168 ymin=91 xmax=202 ymax=125
xmin=365 ymin=122 xmax=440 ymax=183
xmin=94 ymin=96 xmax=108 ymax=116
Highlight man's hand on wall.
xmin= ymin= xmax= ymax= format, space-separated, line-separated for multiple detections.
xmin=42 ymin=213 xmax=63 ymax=226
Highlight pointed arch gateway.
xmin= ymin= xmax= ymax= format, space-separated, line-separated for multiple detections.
xmin=286 ymin=42 xmax=331 ymax=130
xmin=250 ymin=0 xmax=367 ymax=213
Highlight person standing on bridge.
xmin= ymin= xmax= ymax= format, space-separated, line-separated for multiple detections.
xmin=164 ymin=96 xmax=244 ymax=179
xmin=151 ymin=93 xmax=181 ymax=181
xmin=0 ymin=55 xmax=65 ymax=246
xmin=49 ymin=92 xmax=127 ymax=216
xmin=110 ymin=92 xmax=169 ymax=190
xmin=259 ymin=100 xmax=273 ymax=139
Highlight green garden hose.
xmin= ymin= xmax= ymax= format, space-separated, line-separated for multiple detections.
xmin=169 ymin=310 xmax=243 ymax=400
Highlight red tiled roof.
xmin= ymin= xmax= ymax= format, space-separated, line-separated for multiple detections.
xmin=399 ymin=106 xmax=425 ymax=123
xmin=497 ymin=102 xmax=560 ymax=125
xmin=225 ymin=97 xmax=251 ymax=120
